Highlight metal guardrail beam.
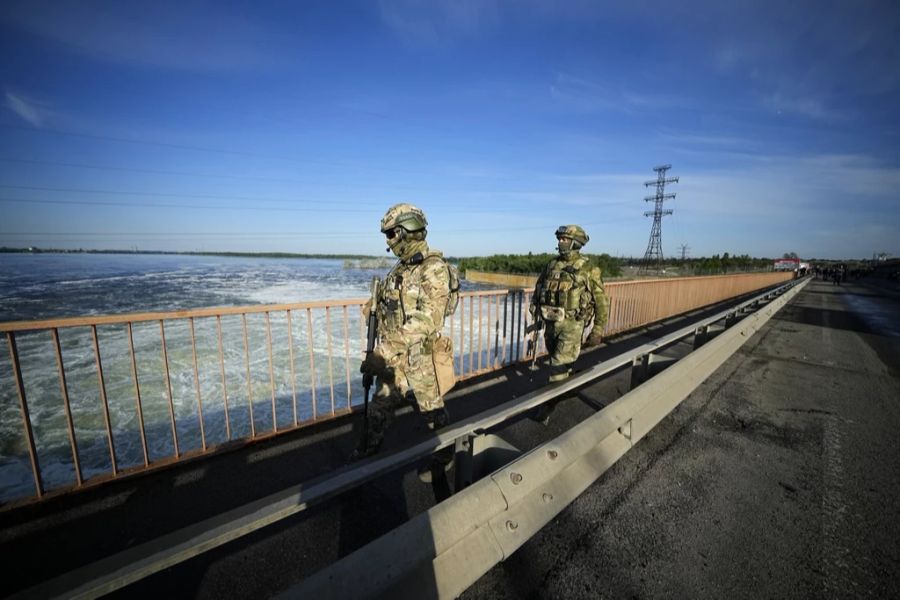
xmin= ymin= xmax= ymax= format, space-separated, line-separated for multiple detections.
xmin=285 ymin=278 xmax=809 ymax=599
xmin=13 ymin=278 xmax=804 ymax=599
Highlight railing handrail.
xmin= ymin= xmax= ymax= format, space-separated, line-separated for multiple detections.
xmin=0 ymin=289 xmax=513 ymax=333
xmin=0 ymin=270 xmax=784 ymax=333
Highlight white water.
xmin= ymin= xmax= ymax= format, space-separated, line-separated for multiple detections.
xmin=0 ymin=253 xmax=506 ymax=503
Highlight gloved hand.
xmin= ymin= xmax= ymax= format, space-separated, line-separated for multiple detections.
xmin=360 ymin=352 xmax=386 ymax=376
xmin=585 ymin=331 xmax=604 ymax=347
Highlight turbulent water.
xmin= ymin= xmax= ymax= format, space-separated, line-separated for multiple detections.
xmin=0 ymin=253 xmax=497 ymax=504
xmin=0 ymin=253 xmax=374 ymax=321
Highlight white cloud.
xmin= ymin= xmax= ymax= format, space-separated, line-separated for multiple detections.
xmin=378 ymin=0 xmax=500 ymax=47
xmin=1 ymin=0 xmax=285 ymax=72
xmin=4 ymin=91 xmax=46 ymax=126
xmin=517 ymin=152 xmax=899 ymax=258
xmin=657 ymin=130 xmax=762 ymax=151
xmin=702 ymin=2 xmax=900 ymax=122
xmin=761 ymin=92 xmax=848 ymax=122
xmin=550 ymin=72 xmax=689 ymax=114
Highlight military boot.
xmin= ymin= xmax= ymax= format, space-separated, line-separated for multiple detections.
xmin=533 ymin=363 xmax=573 ymax=425
xmin=418 ymin=407 xmax=452 ymax=483
xmin=424 ymin=406 xmax=449 ymax=430
xmin=349 ymin=436 xmax=381 ymax=462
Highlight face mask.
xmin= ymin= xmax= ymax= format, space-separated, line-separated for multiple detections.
xmin=557 ymin=236 xmax=574 ymax=256
xmin=385 ymin=228 xmax=406 ymax=257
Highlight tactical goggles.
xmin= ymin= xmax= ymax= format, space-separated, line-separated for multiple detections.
xmin=385 ymin=228 xmax=400 ymax=240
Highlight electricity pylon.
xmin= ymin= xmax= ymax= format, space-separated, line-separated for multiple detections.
xmin=639 ymin=164 xmax=678 ymax=274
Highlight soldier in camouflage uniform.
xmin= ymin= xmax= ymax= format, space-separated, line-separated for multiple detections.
xmin=357 ymin=203 xmax=453 ymax=458
xmin=530 ymin=225 xmax=609 ymax=386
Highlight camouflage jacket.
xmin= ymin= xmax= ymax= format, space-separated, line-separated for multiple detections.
xmin=374 ymin=242 xmax=451 ymax=364
xmin=532 ymin=251 xmax=609 ymax=336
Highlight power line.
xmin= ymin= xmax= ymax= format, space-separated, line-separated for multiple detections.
xmin=3 ymin=123 xmax=628 ymax=180
xmin=0 ymin=157 xmax=531 ymax=194
xmin=0 ymin=157 xmax=640 ymax=201
xmin=0 ymin=182 xmax=637 ymax=214
xmin=0 ymin=157 xmax=435 ymax=190
xmin=0 ymin=219 xmax=625 ymax=241
xmin=0 ymin=124 xmax=416 ymax=174
xmin=0 ymin=196 xmax=376 ymax=213
xmin=0 ymin=183 xmax=371 ymax=206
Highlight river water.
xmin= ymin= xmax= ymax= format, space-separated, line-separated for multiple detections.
xmin=0 ymin=253 xmax=378 ymax=321
xmin=0 ymin=253 xmax=494 ymax=503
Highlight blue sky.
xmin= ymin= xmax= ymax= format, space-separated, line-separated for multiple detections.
xmin=0 ymin=0 xmax=898 ymax=260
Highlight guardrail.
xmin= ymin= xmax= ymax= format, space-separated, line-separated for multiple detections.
xmin=0 ymin=271 xmax=792 ymax=505
xmin=290 ymin=276 xmax=811 ymax=599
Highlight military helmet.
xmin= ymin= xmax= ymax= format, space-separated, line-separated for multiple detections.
xmin=556 ymin=224 xmax=589 ymax=246
xmin=381 ymin=203 xmax=427 ymax=234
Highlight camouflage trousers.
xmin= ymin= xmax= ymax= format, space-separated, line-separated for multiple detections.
xmin=543 ymin=318 xmax=585 ymax=383
xmin=364 ymin=347 xmax=443 ymax=450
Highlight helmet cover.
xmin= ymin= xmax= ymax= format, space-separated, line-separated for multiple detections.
xmin=381 ymin=203 xmax=428 ymax=233
xmin=555 ymin=224 xmax=589 ymax=246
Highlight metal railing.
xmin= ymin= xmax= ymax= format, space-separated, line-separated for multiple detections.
xmin=0 ymin=271 xmax=792 ymax=505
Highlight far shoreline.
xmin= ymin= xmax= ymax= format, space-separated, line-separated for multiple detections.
xmin=0 ymin=247 xmax=384 ymax=260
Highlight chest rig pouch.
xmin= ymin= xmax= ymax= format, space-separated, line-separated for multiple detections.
xmin=377 ymin=251 xmax=443 ymax=332
xmin=540 ymin=259 xmax=588 ymax=321
xmin=378 ymin=269 xmax=407 ymax=332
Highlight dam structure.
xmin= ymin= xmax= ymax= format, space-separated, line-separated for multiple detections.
xmin=2 ymin=272 xmax=899 ymax=598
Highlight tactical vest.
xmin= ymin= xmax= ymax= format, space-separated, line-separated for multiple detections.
xmin=378 ymin=251 xmax=457 ymax=334
xmin=538 ymin=256 xmax=592 ymax=321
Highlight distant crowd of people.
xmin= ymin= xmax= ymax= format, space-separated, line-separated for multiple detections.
xmin=817 ymin=265 xmax=846 ymax=285
xmin=812 ymin=264 xmax=873 ymax=285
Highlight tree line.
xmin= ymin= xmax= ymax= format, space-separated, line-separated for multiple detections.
xmin=457 ymin=252 xmax=778 ymax=278
xmin=678 ymin=253 xmax=774 ymax=275
xmin=4 ymin=247 xmax=777 ymax=277
xmin=458 ymin=253 xmax=623 ymax=277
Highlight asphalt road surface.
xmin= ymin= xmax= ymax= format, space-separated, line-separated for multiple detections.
xmin=465 ymin=276 xmax=900 ymax=599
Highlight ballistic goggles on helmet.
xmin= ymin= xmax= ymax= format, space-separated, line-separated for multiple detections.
xmin=555 ymin=224 xmax=589 ymax=245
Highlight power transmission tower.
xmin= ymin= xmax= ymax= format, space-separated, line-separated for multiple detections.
xmin=679 ymin=244 xmax=689 ymax=261
xmin=639 ymin=164 xmax=678 ymax=274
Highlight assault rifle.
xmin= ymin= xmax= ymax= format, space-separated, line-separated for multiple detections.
xmin=362 ymin=276 xmax=381 ymax=445
xmin=525 ymin=304 xmax=545 ymax=371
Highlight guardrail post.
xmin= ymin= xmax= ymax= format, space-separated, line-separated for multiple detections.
xmin=454 ymin=434 xmax=476 ymax=492
xmin=693 ymin=325 xmax=709 ymax=350
xmin=454 ymin=433 xmax=521 ymax=493
xmin=630 ymin=353 xmax=651 ymax=390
